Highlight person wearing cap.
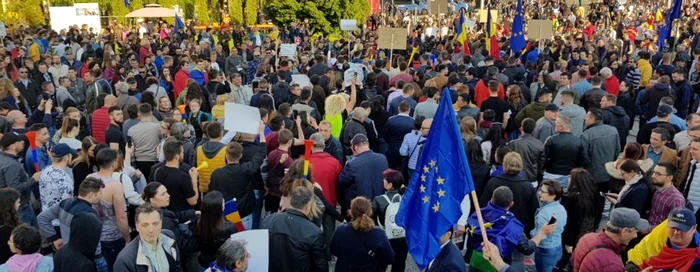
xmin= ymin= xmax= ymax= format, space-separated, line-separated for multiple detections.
xmin=570 ymin=207 xmax=649 ymax=271
xmin=0 ymin=132 xmax=39 ymax=226
xmin=627 ymin=208 xmax=700 ymax=271
xmin=515 ymin=89 xmax=553 ymax=128
xmin=533 ymin=103 xmax=558 ymax=143
xmin=39 ymin=143 xmax=76 ymax=211
xmin=339 ymin=134 xmax=388 ymax=218
xmin=637 ymin=104 xmax=682 ymax=145
xmin=648 ymin=96 xmax=688 ymax=131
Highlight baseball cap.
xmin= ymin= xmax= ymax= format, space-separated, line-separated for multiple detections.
xmin=657 ymin=104 xmax=673 ymax=117
xmin=0 ymin=132 xmax=25 ymax=149
xmin=351 ymin=134 xmax=369 ymax=146
xmin=126 ymin=77 xmax=137 ymax=84
xmin=668 ymin=207 xmax=696 ymax=232
xmin=545 ymin=104 xmax=559 ymax=112
xmin=608 ymin=207 xmax=649 ymax=230
xmin=51 ymin=143 xmax=77 ymax=158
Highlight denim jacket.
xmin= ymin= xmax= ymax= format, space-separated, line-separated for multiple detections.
xmin=530 ymin=200 xmax=567 ymax=249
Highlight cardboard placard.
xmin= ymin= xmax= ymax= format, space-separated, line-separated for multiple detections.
xmin=279 ymin=44 xmax=297 ymax=58
xmin=0 ymin=22 xmax=6 ymax=38
xmin=478 ymin=10 xmax=499 ymax=23
xmin=429 ymin=0 xmax=449 ymax=14
xmin=526 ymin=20 xmax=554 ymax=40
xmin=340 ymin=19 xmax=357 ymax=31
xmin=291 ymin=74 xmax=312 ymax=88
xmin=377 ymin=28 xmax=408 ymax=50
xmin=224 ymin=103 xmax=262 ymax=134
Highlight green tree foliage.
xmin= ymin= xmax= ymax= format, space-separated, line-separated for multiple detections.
xmin=229 ymin=0 xmax=244 ymax=25
xmin=129 ymin=0 xmax=144 ymax=10
xmin=243 ymin=0 xmax=257 ymax=25
xmin=110 ymin=0 xmax=129 ymax=25
xmin=194 ymin=0 xmax=210 ymax=24
xmin=264 ymin=0 xmax=370 ymax=34
xmin=7 ymin=0 xmax=45 ymax=26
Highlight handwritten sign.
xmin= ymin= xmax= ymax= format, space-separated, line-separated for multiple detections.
xmin=377 ymin=28 xmax=408 ymax=50
xmin=279 ymin=44 xmax=297 ymax=58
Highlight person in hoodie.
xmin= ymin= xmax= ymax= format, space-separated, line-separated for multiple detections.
xmin=53 ymin=212 xmax=102 ymax=272
xmin=601 ymin=94 xmax=631 ymax=147
xmin=0 ymin=225 xmax=53 ymax=272
xmin=474 ymin=66 xmax=505 ymax=107
xmin=640 ymin=76 xmax=672 ymax=123
xmin=515 ymin=90 xmax=553 ymax=127
xmin=671 ymin=69 xmax=693 ymax=118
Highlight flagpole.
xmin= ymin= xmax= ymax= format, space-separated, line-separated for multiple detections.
xmin=470 ymin=191 xmax=489 ymax=243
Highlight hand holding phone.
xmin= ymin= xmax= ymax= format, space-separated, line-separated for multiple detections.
xmin=548 ymin=216 xmax=557 ymax=225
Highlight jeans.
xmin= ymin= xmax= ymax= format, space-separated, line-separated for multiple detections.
xmin=510 ymin=250 xmax=526 ymax=272
xmin=535 ymin=246 xmax=562 ymax=272
xmin=543 ymin=172 xmax=569 ymax=193
xmin=101 ymin=239 xmax=125 ymax=272
xmin=252 ymin=189 xmax=263 ymax=229
xmin=18 ymin=202 xmax=37 ymax=227
xmin=95 ymin=255 xmax=109 ymax=272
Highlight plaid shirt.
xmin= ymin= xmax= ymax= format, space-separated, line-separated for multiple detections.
xmin=647 ymin=185 xmax=686 ymax=230
xmin=247 ymin=59 xmax=260 ymax=83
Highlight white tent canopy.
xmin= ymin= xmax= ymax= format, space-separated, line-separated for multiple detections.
xmin=125 ymin=4 xmax=176 ymax=18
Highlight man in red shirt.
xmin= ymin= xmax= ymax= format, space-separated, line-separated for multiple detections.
xmin=307 ymin=133 xmax=343 ymax=252
xmin=91 ymin=95 xmax=117 ymax=144
xmin=600 ymin=67 xmax=620 ymax=97
xmin=474 ymin=66 xmax=505 ymax=107
xmin=139 ymin=39 xmax=152 ymax=65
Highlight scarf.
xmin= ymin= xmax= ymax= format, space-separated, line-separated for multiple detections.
xmin=642 ymin=246 xmax=700 ymax=271
xmin=619 ymin=174 xmax=643 ymax=200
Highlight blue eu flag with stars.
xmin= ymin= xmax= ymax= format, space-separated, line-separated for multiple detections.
xmin=510 ymin=0 xmax=525 ymax=54
xmin=395 ymin=89 xmax=473 ymax=270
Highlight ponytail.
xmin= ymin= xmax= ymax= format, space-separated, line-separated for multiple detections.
xmin=350 ymin=197 xmax=374 ymax=232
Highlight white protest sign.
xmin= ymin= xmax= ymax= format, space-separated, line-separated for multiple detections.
xmin=340 ymin=19 xmax=357 ymax=31
xmin=424 ymin=27 xmax=437 ymax=37
xmin=464 ymin=19 xmax=476 ymax=29
xmin=279 ymin=44 xmax=297 ymax=58
xmin=231 ymin=230 xmax=269 ymax=272
xmin=0 ymin=22 xmax=6 ymax=38
xmin=224 ymin=102 xmax=262 ymax=134
xmin=291 ymin=74 xmax=312 ymax=88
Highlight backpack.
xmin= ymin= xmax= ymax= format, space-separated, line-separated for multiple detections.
xmin=379 ymin=194 xmax=405 ymax=239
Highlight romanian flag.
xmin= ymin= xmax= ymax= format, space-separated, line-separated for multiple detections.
xmin=628 ymin=220 xmax=699 ymax=271
xmin=457 ymin=10 xmax=471 ymax=56
xmin=224 ymin=199 xmax=245 ymax=232
xmin=485 ymin=4 xmax=500 ymax=60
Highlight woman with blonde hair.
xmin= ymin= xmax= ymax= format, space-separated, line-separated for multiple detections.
xmin=330 ymin=196 xmax=394 ymax=271
xmin=324 ymin=79 xmax=357 ymax=138
xmin=57 ymin=118 xmax=81 ymax=150
xmin=460 ymin=117 xmax=481 ymax=142
xmin=211 ymin=94 xmax=229 ymax=121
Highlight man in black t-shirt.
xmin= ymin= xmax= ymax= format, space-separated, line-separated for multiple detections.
xmin=480 ymin=80 xmax=511 ymax=123
xmin=153 ymin=139 xmax=198 ymax=212
xmin=105 ymin=106 xmax=126 ymax=155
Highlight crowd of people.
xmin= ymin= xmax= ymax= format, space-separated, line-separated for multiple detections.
xmin=0 ymin=0 xmax=699 ymax=271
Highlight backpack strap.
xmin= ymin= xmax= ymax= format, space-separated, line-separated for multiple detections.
xmin=390 ymin=194 xmax=401 ymax=203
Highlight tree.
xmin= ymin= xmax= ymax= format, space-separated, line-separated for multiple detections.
xmin=7 ymin=0 xmax=45 ymax=26
xmin=129 ymin=0 xmax=143 ymax=10
xmin=243 ymin=0 xmax=257 ymax=25
xmin=228 ymin=0 xmax=243 ymax=25
xmin=110 ymin=0 xmax=129 ymax=25
xmin=264 ymin=0 xmax=370 ymax=34
xmin=193 ymin=0 xmax=209 ymax=24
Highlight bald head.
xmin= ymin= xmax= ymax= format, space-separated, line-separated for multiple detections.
xmin=6 ymin=110 xmax=26 ymax=127
xmin=421 ymin=118 xmax=433 ymax=137
xmin=104 ymin=95 xmax=117 ymax=107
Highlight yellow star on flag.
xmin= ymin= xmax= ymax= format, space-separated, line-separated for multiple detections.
xmin=420 ymin=184 xmax=426 ymax=193
xmin=422 ymin=196 xmax=430 ymax=203
xmin=437 ymin=176 xmax=445 ymax=185
xmin=437 ymin=189 xmax=446 ymax=197
xmin=421 ymin=174 xmax=426 ymax=182
xmin=429 ymin=160 xmax=436 ymax=168
xmin=423 ymin=165 xmax=430 ymax=173
xmin=432 ymin=201 xmax=440 ymax=212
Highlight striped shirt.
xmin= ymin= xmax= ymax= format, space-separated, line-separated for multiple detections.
xmin=647 ymin=185 xmax=685 ymax=230
xmin=625 ymin=68 xmax=642 ymax=90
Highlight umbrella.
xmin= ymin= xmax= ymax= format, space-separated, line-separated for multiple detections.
xmin=125 ymin=4 xmax=176 ymax=18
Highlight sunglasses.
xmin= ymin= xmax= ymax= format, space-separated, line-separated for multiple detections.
xmin=19 ymin=71 xmax=27 ymax=74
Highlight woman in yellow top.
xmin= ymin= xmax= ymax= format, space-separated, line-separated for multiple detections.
xmin=211 ymin=94 xmax=229 ymax=121
xmin=323 ymin=76 xmax=358 ymax=138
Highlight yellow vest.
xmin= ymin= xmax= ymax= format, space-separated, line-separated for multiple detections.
xmin=324 ymin=114 xmax=343 ymax=138
xmin=196 ymin=146 xmax=227 ymax=193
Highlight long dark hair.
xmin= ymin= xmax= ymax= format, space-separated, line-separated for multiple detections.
xmin=484 ymin=123 xmax=507 ymax=165
xmin=567 ymin=168 xmax=599 ymax=213
xmin=195 ymin=191 xmax=227 ymax=243
xmin=0 ymin=188 xmax=20 ymax=228
xmin=465 ymin=139 xmax=485 ymax=165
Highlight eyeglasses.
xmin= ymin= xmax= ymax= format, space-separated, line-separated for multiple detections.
xmin=652 ymin=171 xmax=669 ymax=177
xmin=19 ymin=71 xmax=27 ymax=74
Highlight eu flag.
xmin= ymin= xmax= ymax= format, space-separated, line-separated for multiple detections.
xmin=395 ymin=89 xmax=473 ymax=270
xmin=657 ymin=0 xmax=682 ymax=51
xmin=510 ymin=0 xmax=525 ymax=54
xmin=174 ymin=14 xmax=185 ymax=34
